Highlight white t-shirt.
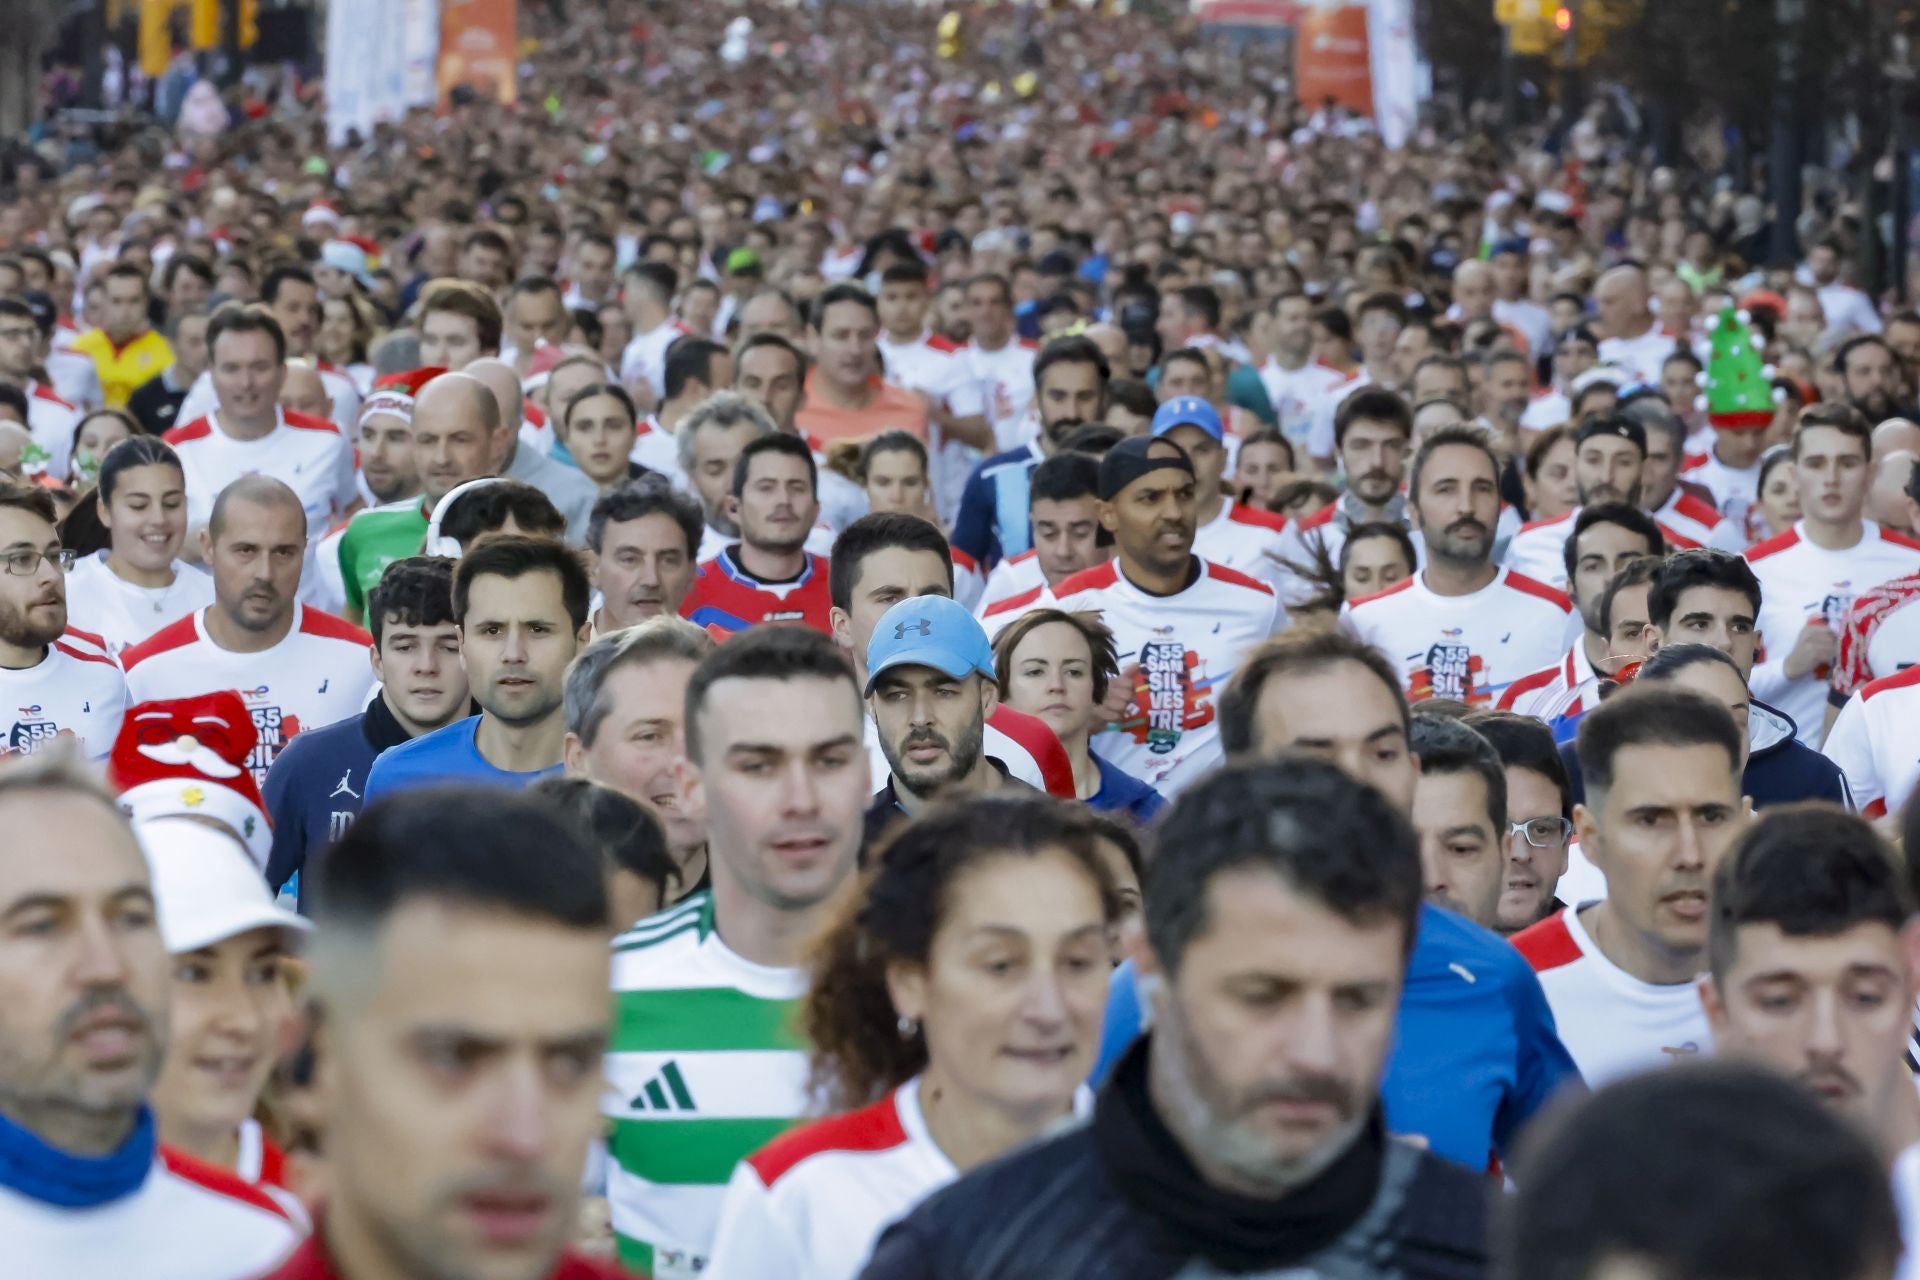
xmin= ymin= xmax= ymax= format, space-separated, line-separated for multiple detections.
xmin=1895 ymin=1138 xmax=1920 ymax=1280
xmin=1192 ymin=497 xmax=1294 ymax=592
xmin=1494 ymin=297 xmax=1553 ymax=355
xmin=706 ymin=1075 xmax=1091 ymax=1280
xmin=630 ymin=414 xmax=691 ymax=491
xmin=0 ymin=632 xmax=129 ymax=760
xmin=995 ymin=556 xmax=1280 ymax=796
xmin=974 ymin=549 xmax=1047 ymax=620
xmin=1597 ymin=324 xmax=1682 ymax=384
xmin=1823 ymin=666 xmax=1920 ymax=826
xmin=949 ymin=338 xmax=1037 ymax=453
xmin=25 ymin=384 xmax=81 ymax=480
xmin=881 ymin=333 xmax=975 ymax=522
xmin=620 ymin=319 xmax=696 ymax=400
xmin=164 ymin=409 xmax=356 ymax=534
xmin=1502 ymin=510 xmax=1577 ymax=591
xmin=1305 ymin=369 xmax=1370 ymax=461
xmin=1654 ymin=487 xmax=1748 ymax=553
xmin=1497 ymin=643 xmax=1602 ymax=723
xmin=1818 ymin=282 xmax=1883 ymax=337
xmin=63 ymin=551 xmax=216 ymax=657
xmin=1 ymin=1146 xmax=302 ymax=1280
xmin=1747 ymin=521 xmax=1920 ymax=745
xmin=120 ymin=604 xmax=375 ymax=785
xmin=1682 ymin=448 xmax=1768 ymax=544
xmin=1513 ymin=902 xmax=1713 ymax=1087
xmin=177 ymin=365 xmax=361 ymax=437
xmin=1257 ymin=358 xmax=1347 ymax=454
xmin=1343 ymin=567 xmax=1573 ymax=707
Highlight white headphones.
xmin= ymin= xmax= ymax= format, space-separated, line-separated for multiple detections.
xmin=423 ymin=477 xmax=511 ymax=558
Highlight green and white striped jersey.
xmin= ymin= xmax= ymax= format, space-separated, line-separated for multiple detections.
xmin=602 ymin=892 xmax=811 ymax=1279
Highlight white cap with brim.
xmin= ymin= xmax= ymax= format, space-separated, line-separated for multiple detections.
xmin=138 ymin=817 xmax=312 ymax=955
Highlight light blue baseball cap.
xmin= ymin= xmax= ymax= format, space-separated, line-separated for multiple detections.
xmin=1151 ymin=395 xmax=1224 ymax=442
xmin=864 ymin=595 xmax=996 ymax=695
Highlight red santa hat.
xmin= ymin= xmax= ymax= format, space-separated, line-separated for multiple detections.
xmin=359 ymin=365 xmax=446 ymax=429
xmin=108 ymin=692 xmax=273 ymax=871
xmin=301 ymin=200 xmax=342 ymax=230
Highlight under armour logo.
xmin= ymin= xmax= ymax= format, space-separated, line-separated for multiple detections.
xmin=893 ymin=618 xmax=933 ymax=640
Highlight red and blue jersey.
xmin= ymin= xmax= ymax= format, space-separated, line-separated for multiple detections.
xmin=679 ymin=547 xmax=834 ymax=636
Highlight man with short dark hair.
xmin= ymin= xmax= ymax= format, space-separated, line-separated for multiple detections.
xmin=619 ymin=262 xmax=688 ymax=408
xmin=1748 ymin=404 xmax=1920 ymax=744
xmin=263 ymin=557 xmax=470 ymax=906
xmin=952 ymin=335 xmax=1109 ymax=569
xmin=587 ymin=476 xmax=704 ymax=635
xmin=1513 ymin=684 xmax=1746 ymax=1084
xmin=1700 ymin=805 xmax=1920 ymax=1251
xmin=866 ymin=760 xmax=1490 ymax=1278
xmin=70 ymin=263 xmax=172 ymax=408
xmin=1346 ymin=425 xmax=1573 ymax=705
xmin=123 ymin=476 xmax=374 ymax=784
xmin=678 ymin=434 xmax=832 ymax=634
xmin=177 ymin=264 xmax=360 ymax=433
xmin=266 ymin=787 xmax=623 ymax=1280
xmin=0 ymin=755 xmax=302 ymax=1275
xmin=996 ymin=435 xmax=1280 ymax=795
xmin=1283 ymin=387 xmax=1413 ymax=574
xmin=165 ymin=305 xmax=356 ymax=534
xmin=364 ymin=536 xmax=590 ymax=797
xmin=1497 ymin=1062 xmax=1901 ymax=1280
xmin=1409 ymin=714 xmax=1511 ymax=930
xmin=0 ymin=296 xmax=82 ymax=472
xmin=502 ymin=276 xmax=572 ymax=376
xmin=1464 ymin=709 xmax=1574 ymax=934
xmin=1498 ymin=502 xmax=1662 ymax=722
xmin=0 ymin=481 xmax=129 ymax=759
xmin=603 ymin=626 xmax=870 ymax=1275
xmin=1305 ymin=291 xmax=1407 ymax=467
xmin=794 ymin=283 xmax=929 ymax=444
xmin=974 ymin=450 xmax=1106 ymax=618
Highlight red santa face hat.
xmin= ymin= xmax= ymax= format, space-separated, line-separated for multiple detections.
xmin=108 ymin=692 xmax=273 ymax=871
xmin=359 ymin=365 xmax=447 ymax=430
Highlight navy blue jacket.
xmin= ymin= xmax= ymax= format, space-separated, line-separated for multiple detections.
xmin=262 ymin=694 xmax=414 ymax=906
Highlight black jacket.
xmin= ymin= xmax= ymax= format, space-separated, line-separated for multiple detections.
xmin=860 ymin=1041 xmax=1488 ymax=1280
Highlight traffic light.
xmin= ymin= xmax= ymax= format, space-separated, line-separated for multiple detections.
xmin=190 ymin=0 xmax=218 ymax=48
xmin=238 ymin=0 xmax=259 ymax=49
xmin=1554 ymin=6 xmax=1572 ymax=30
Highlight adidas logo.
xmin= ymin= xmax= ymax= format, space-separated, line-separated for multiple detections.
xmin=629 ymin=1060 xmax=697 ymax=1112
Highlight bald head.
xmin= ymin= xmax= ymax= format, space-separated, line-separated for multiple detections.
xmin=280 ymin=360 xmax=332 ymax=420
xmin=1452 ymin=260 xmax=1494 ymax=319
xmin=1871 ymin=417 xmax=1920 ymax=463
xmin=208 ymin=473 xmax=308 ymax=542
xmin=413 ymin=371 xmax=501 ymax=437
xmin=1596 ymin=265 xmax=1653 ymax=341
xmin=465 ymin=357 xmax=523 ymax=434
xmin=1869 ymin=450 xmax=1920 ymax=533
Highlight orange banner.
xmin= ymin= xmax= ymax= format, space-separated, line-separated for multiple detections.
xmin=1294 ymin=2 xmax=1373 ymax=117
xmin=437 ymin=0 xmax=519 ymax=106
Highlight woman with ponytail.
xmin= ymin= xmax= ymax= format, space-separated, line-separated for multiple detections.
xmin=704 ymin=795 xmax=1116 ymax=1280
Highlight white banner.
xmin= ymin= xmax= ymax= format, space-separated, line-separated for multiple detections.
xmin=1366 ymin=0 xmax=1420 ymax=149
xmin=325 ymin=0 xmax=426 ymax=143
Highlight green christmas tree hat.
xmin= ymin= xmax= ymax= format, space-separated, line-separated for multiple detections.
xmin=1697 ymin=306 xmax=1781 ymax=430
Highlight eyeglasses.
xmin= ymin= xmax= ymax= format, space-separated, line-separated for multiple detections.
xmin=2 ymin=548 xmax=77 ymax=577
xmin=1509 ymin=816 xmax=1574 ymax=849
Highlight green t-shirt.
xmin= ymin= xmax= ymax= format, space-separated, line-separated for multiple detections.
xmin=337 ymin=499 xmax=430 ymax=617
xmin=603 ymin=892 xmax=810 ymax=1278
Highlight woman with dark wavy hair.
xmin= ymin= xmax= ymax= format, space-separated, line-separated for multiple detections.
xmin=704 ymin=795 xmax=1116 ymax=1280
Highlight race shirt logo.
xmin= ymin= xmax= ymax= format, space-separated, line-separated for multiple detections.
xmin=1821 ymin=590 xmax=1855 ymax=628
xmin=1133 ymin=640 xmax=1215 ymax=754
xmin=1411 ymin=641 xmax=1485 ymax=703
xmin=241 ymin=688 xmax=303 ymax=779
xmin=7 ymin=705 xmax=71 ymax=756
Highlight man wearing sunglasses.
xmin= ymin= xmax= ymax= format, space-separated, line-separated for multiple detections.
xmin=0 ymin=481 xmax=128 ymax=760
xmin=1465 ymin=710 xmax=1575 ymax=935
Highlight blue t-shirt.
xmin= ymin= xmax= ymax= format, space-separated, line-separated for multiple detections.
xmin=951 ymin=441 xmax=1045 ymax=568
xmin=1093 ymin=901 xmax=1582 ymax=1171
xmin=1086 ymin=753 xmax=1166 ymax=822
xmin=363 ymin=716 xmax=564 ymax=803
